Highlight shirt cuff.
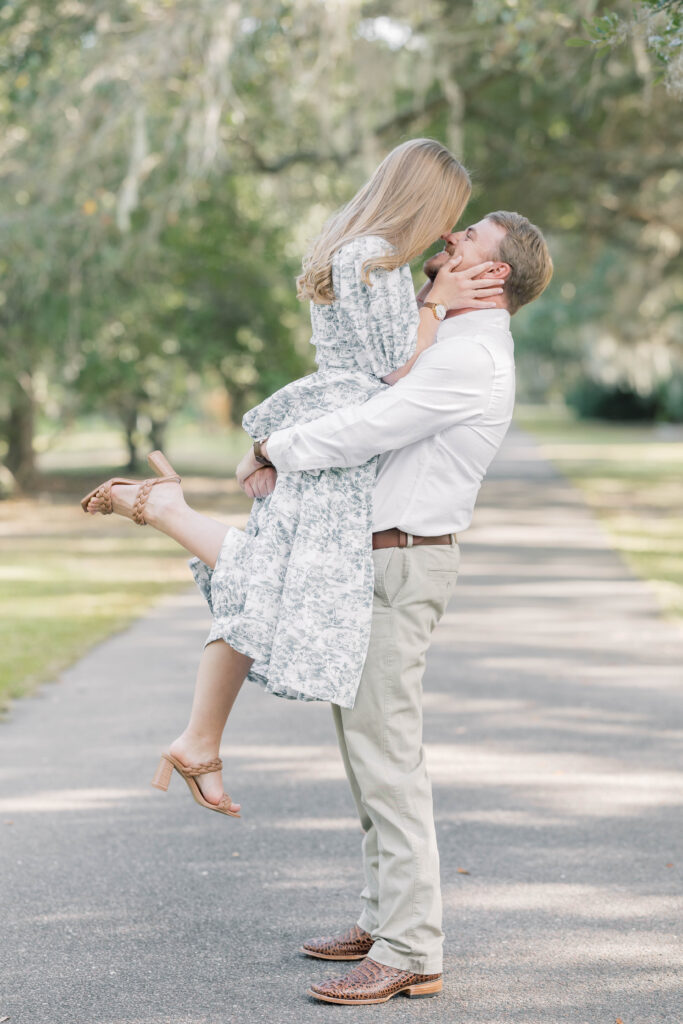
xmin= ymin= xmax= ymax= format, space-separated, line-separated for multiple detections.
xmin=265 ymin=426 xmax=298 ymax=472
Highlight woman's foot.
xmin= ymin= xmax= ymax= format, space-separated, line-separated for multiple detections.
xmin=85 ymin=478 xmax=185 ymax=526
xmin=168 ymin=734 xmax=240 ymax=813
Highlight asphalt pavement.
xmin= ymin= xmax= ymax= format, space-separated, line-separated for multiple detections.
xmin=1 ymin=426 xmax=682 ymax=1024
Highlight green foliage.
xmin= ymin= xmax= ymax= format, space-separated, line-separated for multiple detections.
xmin=158 ymin=179 xmax=310 ymax=420
xmin=570 ymin=1 xmax=683 ymax=93
xmin=656 ymin=371 xmax=683 ymax=420
xmin=1 ymin=0 xmax=682 ymax=488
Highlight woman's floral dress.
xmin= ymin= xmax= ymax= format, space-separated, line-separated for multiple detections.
xmin=190 ymin=234 xmax=419 ymax=709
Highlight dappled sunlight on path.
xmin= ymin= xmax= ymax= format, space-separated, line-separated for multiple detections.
xmin=1 ymin=427 xmax=681 ymax=1023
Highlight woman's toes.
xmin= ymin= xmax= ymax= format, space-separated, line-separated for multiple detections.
xmin=109 ymin=483 xmax=139 ymax=517
xmin=199 ymin=773 xmax=228 ymax=806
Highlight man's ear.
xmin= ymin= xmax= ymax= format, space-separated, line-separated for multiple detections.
xmin=488 ymin=262 xmax=511 ymax=281
xmin=473 ymin=261 xmax=511 ymax=281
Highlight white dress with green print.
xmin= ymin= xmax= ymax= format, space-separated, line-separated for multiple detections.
xmin=190 ymin=234 xmax=419 ymax=709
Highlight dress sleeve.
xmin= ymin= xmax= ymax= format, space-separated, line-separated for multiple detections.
xmin=333 ymin=236 xmax=420 ymax=379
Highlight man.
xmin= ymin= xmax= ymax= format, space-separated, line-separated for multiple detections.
xmin=239 ymin=212 xmax=553 ymax=1005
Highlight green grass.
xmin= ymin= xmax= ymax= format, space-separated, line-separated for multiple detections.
xmin=514 ymin=404 xmax=683 ymax=621
xmin=0 ymin=510 xmax=193 ymax=707
xmin=0 ymin=422 xmax=253 ymax=710
xmin=3 ymin=410 xmax=682 ymax=709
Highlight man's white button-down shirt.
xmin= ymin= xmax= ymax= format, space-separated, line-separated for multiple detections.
xmin=266 ymin=308 xmax=516 ymax=536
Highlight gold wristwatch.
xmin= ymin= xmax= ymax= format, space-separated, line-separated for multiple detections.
xmin=422 ymin=300 xmax=447 ymax=321
xmin=253 ymin=437 xmax=274 ymax=467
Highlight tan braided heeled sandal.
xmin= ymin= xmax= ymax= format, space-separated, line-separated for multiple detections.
xmin=151 ymin=753 xmax=241 ymax=818
xmin=80 ymin=450 xmax=181 ymax=524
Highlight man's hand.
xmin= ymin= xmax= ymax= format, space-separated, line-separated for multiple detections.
xmin=236 ymin=447 xmax=260 ymax=488
xmin=243 ymin=466 xmax=277 ymax=498
xmin=236 ymin=447 xmax=277 ymax=497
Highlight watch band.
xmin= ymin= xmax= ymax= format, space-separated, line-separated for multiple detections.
xmin=422 ymin=301 xmax=446 ymax=321
xmin=253 ymin=438 xmax=274 ymax=467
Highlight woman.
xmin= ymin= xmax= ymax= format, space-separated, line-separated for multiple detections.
xmin=82 ymin=138 xmax=503 ymax=816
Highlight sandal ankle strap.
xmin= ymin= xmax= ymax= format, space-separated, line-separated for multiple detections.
xmin=132 ymin=474 xmax=182 ymax=526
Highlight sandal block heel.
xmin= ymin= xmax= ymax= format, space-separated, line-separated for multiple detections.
xmin=147 ymin=450 xmax=178 ymax=477
xmin=151 ymin=754 xmax=174 ymax=791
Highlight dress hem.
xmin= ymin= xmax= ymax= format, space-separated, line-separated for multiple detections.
xmin=204 ymin=628 xmax=355 ymax=709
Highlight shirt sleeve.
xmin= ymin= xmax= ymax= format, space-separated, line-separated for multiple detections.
xmin=266 ymin=337 xmax=496 ymax=472
xmin=334 ymin=236 xmax=420 ymax=378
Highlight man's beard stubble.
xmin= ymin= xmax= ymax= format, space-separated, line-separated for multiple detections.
xmin=423 ymin=248 xmax=451 ymax=282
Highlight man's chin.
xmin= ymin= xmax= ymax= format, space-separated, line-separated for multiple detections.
xmin=423 ymin=251 xmax=450 ymax=280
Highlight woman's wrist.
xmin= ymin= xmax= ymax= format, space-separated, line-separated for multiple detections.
xmin=415 ymin=280 xmax=433 ymax=307
xmin=425 ymin=289 xmax=449 ymax=309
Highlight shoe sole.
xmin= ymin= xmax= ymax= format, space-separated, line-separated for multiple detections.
xmin=300 ymin=947 xmax=369 ymax=960
xmin=307 ymin=979 xmax=442 ymax=1004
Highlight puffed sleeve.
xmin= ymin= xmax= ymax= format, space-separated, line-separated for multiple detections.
xmin=332 ymin=235 xmax=420 ymax=378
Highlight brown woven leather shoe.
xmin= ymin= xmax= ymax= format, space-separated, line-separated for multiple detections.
xmin=307 ymin=956 xmax=443 ymax=1004
xmin=300 ymin=923 xmax=373 ymax=960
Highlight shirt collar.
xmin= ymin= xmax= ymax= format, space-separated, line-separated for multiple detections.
xmin=437 ymin=308 xmax=511 ymax=338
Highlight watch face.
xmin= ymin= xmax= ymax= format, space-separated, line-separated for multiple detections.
xmin=436 ymin=304 xmax=447 ymax=320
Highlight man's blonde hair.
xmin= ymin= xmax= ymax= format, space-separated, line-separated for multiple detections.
xmin=487 ymin=211 xmax=553 ymax=314
xmin=297 ymin=139 xmax=471 ymax=304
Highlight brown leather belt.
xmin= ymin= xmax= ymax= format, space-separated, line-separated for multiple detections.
xmin=372 ymin=528 xmax=457 ymax=550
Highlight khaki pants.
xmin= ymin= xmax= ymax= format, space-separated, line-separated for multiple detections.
xmin=331 ymin=538 xmax=460 ymax=975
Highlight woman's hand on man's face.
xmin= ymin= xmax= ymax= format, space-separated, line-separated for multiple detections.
xmin=430 ymin=255 xmax=503 ymax=310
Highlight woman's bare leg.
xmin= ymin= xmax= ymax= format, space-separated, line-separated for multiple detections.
xmin=168 ymin=640 xmax=253 ymax=811
xmin=86 ymin=480 xmax=229 ymax=567
xmin=86 ymin=480 xmax=252 ymax=807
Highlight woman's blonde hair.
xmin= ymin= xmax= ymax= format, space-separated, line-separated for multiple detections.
xmin=296 ymin=139 xmax=471 ymax=304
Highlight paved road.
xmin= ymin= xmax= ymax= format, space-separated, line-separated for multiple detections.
xmin=1 ymin=427 xmax=682 ymax=1024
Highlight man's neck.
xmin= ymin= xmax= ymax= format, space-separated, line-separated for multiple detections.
xmin=445 ymin=301 xmax=507 ymax=320
xmin=445 ymin=307 xmax=473 ymax=320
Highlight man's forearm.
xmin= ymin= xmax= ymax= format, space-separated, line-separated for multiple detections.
xmin=262 ymin=338 xmax=495 ymax=474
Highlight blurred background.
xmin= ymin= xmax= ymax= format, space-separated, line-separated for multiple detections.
xmin=1 ymin=0 xmax=681 ymax=702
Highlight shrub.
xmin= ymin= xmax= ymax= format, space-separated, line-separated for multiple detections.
xmin=656 ymin=374 xmax=683 ymax=423
xmin=565 ymin=377 xmax=660 ymax=421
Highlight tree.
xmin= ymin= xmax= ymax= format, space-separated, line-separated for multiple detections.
xmin=2 ymin=0 xmax=682 ymax=491
xmin=572 ymin=1 xmax=683 ymax=97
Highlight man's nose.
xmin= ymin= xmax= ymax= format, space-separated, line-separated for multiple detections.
xmin=440 ymin=231 xmax=459 ymax=244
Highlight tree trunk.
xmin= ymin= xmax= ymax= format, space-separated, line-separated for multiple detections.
xmin=149 ymin=418 xmax=167 ymax=454
xmin=123 ymin=410 xmax=139 ymax=472
xmin=5 ymin=377 xmax=37 ymax=491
